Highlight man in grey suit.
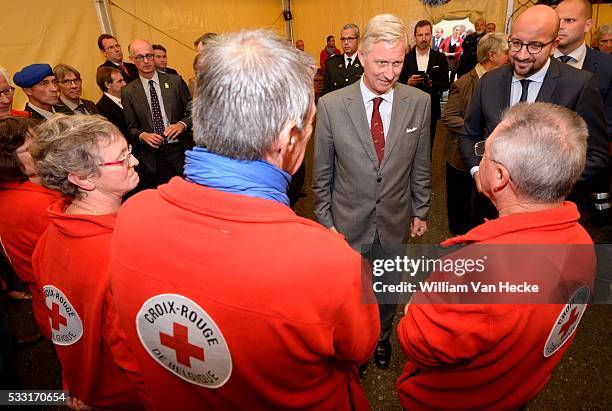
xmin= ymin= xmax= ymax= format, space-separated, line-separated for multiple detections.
xmin=313 ymin=14 xmax=431 ymax=369
xmin=122 ymin=39 xmax=192 ymax=188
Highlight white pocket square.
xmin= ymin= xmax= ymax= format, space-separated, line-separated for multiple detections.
xmin=406 ymin=127 xmax=417 ymax=133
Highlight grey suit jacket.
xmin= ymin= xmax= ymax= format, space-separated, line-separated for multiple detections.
xmin=313 ymin=81 xmax=431 ymax=251
xmin=122 ymin=72 xmax=192 ymax=174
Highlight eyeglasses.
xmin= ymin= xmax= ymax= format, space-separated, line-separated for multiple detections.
xmin=507 ymin=38 xmax=555 ymax=55
xmin=0 ymin=87 xmax=15 ymax=98
xmin=340 ymin=36 xmax=358 ymax=42
xmin=105 ymin=44 xmax=121 ymax=51
xmin=475 ymin=141 xmax=508 ymax=167
xmin=59 ymin=78 xmax=82 ymax=86
xmin=36 ymin=79 xmax=58 ymax=88
xmin=99 ymin=145 xmax=133 ymax=167
xmin=133 ymin=54 xmax=155 ymax=62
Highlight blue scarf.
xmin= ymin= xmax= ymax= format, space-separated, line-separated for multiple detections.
xmin=184 ymin=147 xmax=291 ymax=206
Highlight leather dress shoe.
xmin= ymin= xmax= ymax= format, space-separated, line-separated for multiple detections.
xmin=374 ymin=339 xmax=391 ymax=369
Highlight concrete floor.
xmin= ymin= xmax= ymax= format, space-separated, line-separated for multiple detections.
xmin=6 ymin=122 xmax=611 ymax=410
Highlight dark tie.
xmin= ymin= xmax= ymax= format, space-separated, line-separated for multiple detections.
xmin=74 ymin=103 xmax=87 ymax=114
xmin=119 ymin=63 xmax=129 ymax=77
xmin=148 ymin=80 xmax=166 ymax=138
xmin=370 ymin=97 xmax=385 ymax=165
xmin=346 ymin=57 xmax=352 ymax=68
xmin=519 ymin=79 xmax=532 ymax=103
xmin=558 ymin=55 xmax=573 ymax=64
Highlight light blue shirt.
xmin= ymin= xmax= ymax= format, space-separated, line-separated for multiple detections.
xmin=510 ymin=57 xmax=551 ymax=106
xmin=139 ymin=72 xmax=170 ymax=129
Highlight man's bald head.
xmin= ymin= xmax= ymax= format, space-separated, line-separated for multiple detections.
xmin=556 ymin=0 xmax=593 ymax=54
xmin=509 ymin=5 xmax=560 ymax=77
xmin=128 ymin=39 xmax=156 ymax=78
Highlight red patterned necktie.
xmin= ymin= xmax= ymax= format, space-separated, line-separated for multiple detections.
xmin=370 ymin=97 xmax=385 ymax=165
xmin=119 ymin=63 xmax=129 ymax=77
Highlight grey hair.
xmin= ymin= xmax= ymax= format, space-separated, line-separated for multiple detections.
xmin=53 ymin=63 xmax=80 ymax=82
xmin=595 ymin=24 xmax=612 ymax=41
xmin=490 ymin=102 xmax=587 ymax=203
xmin=342 ymin=23 xmax=360 ymax=37
xmin=476 ymin=32 xmax=509 ymax=63
xmin=193 ymin=29 xmax=315 ymax=160
xmin=30 ymin=114 xmax=120 ymax=198
xmin=359 ymin=14 xmax=407 ymax=55
xmin=0 ymin=66 xmax=10 ymax=84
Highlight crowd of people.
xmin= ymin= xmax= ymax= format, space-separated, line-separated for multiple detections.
xmin=0 ymin=0 xmax=609 ymax=409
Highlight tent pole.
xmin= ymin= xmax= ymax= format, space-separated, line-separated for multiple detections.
xmin=93 ymin=0 xmax=115 ymax=35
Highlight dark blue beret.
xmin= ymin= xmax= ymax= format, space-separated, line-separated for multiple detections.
xmin=13 ymin=64 xmax=53 ymax=88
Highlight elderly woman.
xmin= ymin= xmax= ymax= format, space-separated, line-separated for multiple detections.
xmin=0 ymin=117 xmax=60 ymax=328
xmin=0 ymin=67 xmax=30 ymax=119
xmin=439 ymin=25 xmax=463 ymax=82
xmin=441 ymin=32 xmax=509 ymax=235
xmin=30 ymin=114 xmax=142 ymax=410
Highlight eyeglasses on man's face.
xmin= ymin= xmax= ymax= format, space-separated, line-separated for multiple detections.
xmin=59 ymin=78 xmax=82 ymax=86
xmin=105 ymin=44 xmax=121 ymax=51
xmin=507 ymin=38 xmax=555 ymax=55
xmin=340 ymin=36 xmax=358 ymax=42
xmin=0 ymin=86 xmax=15 ymax=98
xmin=99 ymin=145 xmax=133 ymax=167
xmin=133 ymin=54 xmax=155 ymax=62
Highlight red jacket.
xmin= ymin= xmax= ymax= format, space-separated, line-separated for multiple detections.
xmin=320 ymin=47 xmax=341 ymax=69
xmin=107 ymin=177 xmax=379 ymax=410
xmin=0 ymin=181 xmax=60 ymax=334
xmin=31 ymin=201 xmax=142 ymax=409
xmin=439 ymin=36 xmax=463 ymax=63
xmin=397 ymin=202 xmax=595 ymax=410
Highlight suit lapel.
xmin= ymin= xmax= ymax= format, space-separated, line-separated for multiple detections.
xmin=583 ymin=47 xmax=596 ymax=72
xmin=536 ymin=58 xmax=560 ymax=102
xmin=344 ymin=84 xmax=379 ymax=167
xmin=158 ymin=73 xmax=173 ymax=121
xmin=499 ymin=65 xmax=513 ymax=109
xmin=407 ymin=52 xmax=418 ymax=73
xmin=134 ymin=81 xmax=154 ymax=131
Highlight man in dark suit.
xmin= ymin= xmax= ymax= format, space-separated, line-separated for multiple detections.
xmin=152 ymin=44 xmax=179 ymax=75
xmin=53 ymin=64 xmax=98 ymax=115
xmin=314 ymin=14 xmax=431 ymax=370
xmin=321 ymin=23 xmax=364 ymax=95
xmin=95 ymin=66 xmax=127 ymax=137
xmin=556 ymin=0 xmax=612 ymax=137
xmin=97 ymin=34 xmax=139 ymax=83
xmin=13 ymin=64 xmax=71 ymax=121
xmin=459 ymin=5 xmax=609 ymax=225
xmin=431 ymin=27 xmax=444 ymax=52
xmin=399 ymin=20 xmax=449 ymax=145
xmin=457 ymin=18 xmax=486 ymax=78
xmin=122 ymin=39 xmax=192 ymax=188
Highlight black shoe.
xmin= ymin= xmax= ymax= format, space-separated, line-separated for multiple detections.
xmin=374 ymin=339 xmax=391 ymax=369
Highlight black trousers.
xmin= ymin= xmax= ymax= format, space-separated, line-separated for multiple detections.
xmin=155 ymin=143 xmax=185 ymax=186
xmin=445 ymin=162 xmax=473 ymax=235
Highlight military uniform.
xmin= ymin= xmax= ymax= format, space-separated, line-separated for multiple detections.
xmin=321 ymin=54 xmax=363 ymax=95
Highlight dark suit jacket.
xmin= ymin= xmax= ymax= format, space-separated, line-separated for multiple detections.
xmin=122 ymin=72 xmax=193 ymax=174
xmin=398 ymin=49 xmax=449 ymax=119
xmin=431 ymin=37 xmax=444 ymax=52
xmin=24 ymin=103 xmax=72 ymax=120
xmin=56 ymin=98 xmax=99 ymax=115
xmin=98 ymin=60 xmax=139 ymax=83
xmin=159 ymin=67 xmax=179 ymax=76
xmin=460 ymin=58 xmax=609 ymax=193
xmin=582 ymin=47 xmax=612 ymax=136
xmin=322 ymin=54 xmax=364 ymax=96
xmin=96 ymin=94 xmax=128 ymax=138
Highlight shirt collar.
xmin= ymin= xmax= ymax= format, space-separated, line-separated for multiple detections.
xmin=553 ymin=42 xmax=587 ymax=62
xmin=59 ymin=95 xmax=82 ymax=111
xmin=344 ymin=52 xmax=357 ymax=66
xmin=512 ymin=57 xmax=551 ymax=83
xmin=475 ymin=63 xmax=487 ymax=79
xmin=104 ymin=92 xmax=122 ymax=106
xmin=140 ymin=71 xmax=160 ymax=89
xmin=27 ymin=102 xmax=55 ymax=119
xmin=359 ymin=76 xmax=395 ymax=106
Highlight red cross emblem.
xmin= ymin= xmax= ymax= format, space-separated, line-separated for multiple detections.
xmin=48 ymin=302 xmax=67 ymax=331
xmin=160 ymin=322 xmax=205 ymax=367
xmin=558 ymin=307 xmax=579 ymax=339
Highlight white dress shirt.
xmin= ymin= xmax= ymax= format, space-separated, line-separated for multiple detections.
xmin=104 ymin=92 xmax=123 ymax=108
xmin=553 ymin=43 xmax=587 ymax=69
xmin=139 ymin=72 xmax=170 ymax=129
xmin=510 ymin=58 xmax=551 ymax=106
xmin=344 ymin=53 xmax=357 ymax=68
xmin=416 ymin=48 xmax=430 ymax=72
xmin=360 ymin=76 xmax=394 ymax=141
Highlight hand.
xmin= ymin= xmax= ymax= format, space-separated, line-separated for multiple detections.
xmin=427 ymin=78 xmax=433 ymax=88
xmin=140 ymin=132 xmax=164 ymax=148
xmin=329 ymin=226 xmax=339 ymax=234
xmin=164 ymin=122 xmax=186 ymax=141
xmin=67 ymin=396 xmax=91 ymax=410
xmin=407 ymin=75 xmax=424 ymax=86
xmin=410 ymin=217 xmax=427 ymax=237
xmin=474 ymin=171 xmax=483 ymax=193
